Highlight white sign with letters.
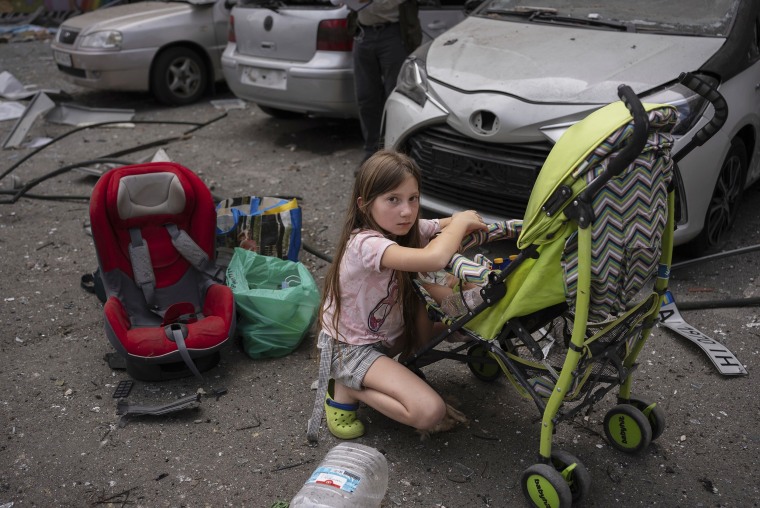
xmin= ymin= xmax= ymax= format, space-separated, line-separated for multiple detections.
xmin=659 ymin=290 xmax=747 ymax=376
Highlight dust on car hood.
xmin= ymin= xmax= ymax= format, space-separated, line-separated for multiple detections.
xmin=59 ymin=1 xmax=193 ymax=31
xmin=426 ymin=17 xmax=725 ymax=103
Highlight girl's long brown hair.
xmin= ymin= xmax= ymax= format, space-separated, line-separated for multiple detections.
xmin=319 ymin=150 xmax=424 ymax=358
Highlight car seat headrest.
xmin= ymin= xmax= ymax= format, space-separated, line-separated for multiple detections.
xmin=116 ymin=172 xmax=186 ymax=220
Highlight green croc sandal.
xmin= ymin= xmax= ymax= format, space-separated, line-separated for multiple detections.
xmin=325 ymin=380 xmax=365 ymax=440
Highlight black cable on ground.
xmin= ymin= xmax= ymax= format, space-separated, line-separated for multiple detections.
xmin=671 ymin=244 xmax=760 ymax=270
xmin=1 ymin=113 xmax=228 ymax=204
xmin=1 ymin=158 xmax=135 ymax=204
xmin=669 ymin=244 xmax=760 ymax=311
xmin=303 ymin=240 xmax=332 ymax=263
xmin=676 ymin=297 xmax=760 ymax=310
xmin=0 ymin=113 xmax=227 ymax=182
xmin=0 ymin=190 xmax=91 ymax=202
xmin=98 ymin=113 xmax=228 ymax=161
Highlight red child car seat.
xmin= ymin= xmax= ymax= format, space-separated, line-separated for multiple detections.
xmin=90 ymin=162 xmax=235 ymax=381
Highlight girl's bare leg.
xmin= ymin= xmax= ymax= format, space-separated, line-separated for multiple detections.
xmin=422 ymin=282 xmax=455 ymax=306
xmin=337 ymin=356 xmax=445 ymax=430
xmin=333 ymin=300 xmax=445 ymax=430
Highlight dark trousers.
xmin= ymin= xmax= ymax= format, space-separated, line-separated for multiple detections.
xmin=352 ymin=23 xmax=408 ymax=158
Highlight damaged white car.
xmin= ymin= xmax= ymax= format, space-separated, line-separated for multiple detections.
xmin=384 ymin=0 xmax=760 ymax=254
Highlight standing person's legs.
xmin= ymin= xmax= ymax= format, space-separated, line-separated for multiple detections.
xmin=377 ymin=23 xmax=408 ymax=99
xmin=353 ymin=30 xmax=386 ymax=160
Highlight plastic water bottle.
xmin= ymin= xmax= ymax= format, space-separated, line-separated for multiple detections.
xmin=290 ymin=443 xmax=388 ymax=508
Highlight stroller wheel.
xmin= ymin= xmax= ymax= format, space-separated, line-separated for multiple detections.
xmin=628 ymin=398 xmax=666 ymax=441
xmin=550 ymin=449 xmax=591 ymax=503
xmin=521 ymin=463 xmax=572 ymax=508
xmin=467 ymin=343 xmax=502 ymax=382
xmin=603 ymin=404 xmax=653 ymax=454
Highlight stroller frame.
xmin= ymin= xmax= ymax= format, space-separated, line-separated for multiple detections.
xmin=406 ymin=74 xmax=727 ymax=507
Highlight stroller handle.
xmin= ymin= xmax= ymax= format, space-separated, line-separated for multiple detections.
xmin=610 ymin=84 xmax=650 ymax=178
xmin=673 ymin=72 xmax=728 ymax=164
xmin=575 ymin=85 xmax=649 ymax=213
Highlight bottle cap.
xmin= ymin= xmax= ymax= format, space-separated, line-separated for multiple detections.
xmin=509 ymin=254 xmax=518 ymax=261
xmin=494 ymin=257 xmax=504 ymax=264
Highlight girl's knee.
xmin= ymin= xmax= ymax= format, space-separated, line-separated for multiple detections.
xmin=414 ymin=396 xmax=446 ymax=430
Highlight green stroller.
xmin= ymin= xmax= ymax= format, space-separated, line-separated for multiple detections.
xmin=406 ymin=74 xmax=727 ymax=507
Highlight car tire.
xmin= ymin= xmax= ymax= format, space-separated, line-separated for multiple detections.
xmin=151 ymin=47 xmax=208 ymax=106
xmin=258 ymin=105 xmax=306 ymax=119
xmin=687 ymin=137 xmax=748 ymax=255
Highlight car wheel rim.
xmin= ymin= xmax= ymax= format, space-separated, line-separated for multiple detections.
xmin=167 ymin=57 xmax=202 ymax=99
xmin=705 ymin=153 xmax=743 ymax=247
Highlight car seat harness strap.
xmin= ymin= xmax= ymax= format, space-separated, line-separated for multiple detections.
xmin=128 ymin=227 xmax=157 ymax=307
xmin=165 ymin=224 xmax=225 ymax=283
xmin=164 ymin=322 xmax=204 ymax=380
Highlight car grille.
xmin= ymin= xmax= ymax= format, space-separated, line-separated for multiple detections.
xmin=57 ymin=27 xmax=79 ymax=45
xmin=404 ymin=124 xmax=552 ymax=218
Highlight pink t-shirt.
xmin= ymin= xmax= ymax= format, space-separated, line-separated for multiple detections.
xmin=321 ymin=219 xmax=441 ymax=347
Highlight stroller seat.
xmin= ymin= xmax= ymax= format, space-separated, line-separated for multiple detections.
xmin=407 ymin=76 xmax=727 ymax=507
xmin=90 ymin=162 xmax=235 ymax=381
xmin=416 ymin=102 xmax=675 ymax=395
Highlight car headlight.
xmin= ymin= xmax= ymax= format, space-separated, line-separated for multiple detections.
xmin=79 ymin=30 xmax=123 ymax=49
xmin=396 ymin=56 xmax=429 ymax=107
xmin=642 ymin=75 xmax=718 ymax=136
xmin=395 ymin=42 xmax=434 ymax=107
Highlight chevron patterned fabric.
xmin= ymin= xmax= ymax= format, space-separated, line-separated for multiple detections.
xmin=441 ymin=219 xmax=523 ymax=286
xmin=562 ymin=107 xmax=678 ymax=321
xmin=447 ymin=252 xmax=492 ymax=285
xmin=459 ymin=219 xmax=523 ymax=252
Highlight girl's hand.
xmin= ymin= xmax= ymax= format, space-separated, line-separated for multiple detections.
xmin=381 ymin=211 xmax=487 ymax=273
xmin=451 ymin=210 xmax=488 ymax=233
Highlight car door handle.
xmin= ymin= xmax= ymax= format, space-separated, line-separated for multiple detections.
xmin=426 ymin=21 xmax=446 ymax=30
xmin=261 ymin=42 xmax=275 ymax=49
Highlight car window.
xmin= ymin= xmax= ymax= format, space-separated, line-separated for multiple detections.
xmin=473 ymin=0 xmax=741 ymax=37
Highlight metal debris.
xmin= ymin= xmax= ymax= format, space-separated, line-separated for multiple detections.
xmin=2 ymin=91 xmax=55 ymax=149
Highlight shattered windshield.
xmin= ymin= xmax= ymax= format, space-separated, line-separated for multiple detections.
xmin=475 ymin=0 xmax=740 ymax=36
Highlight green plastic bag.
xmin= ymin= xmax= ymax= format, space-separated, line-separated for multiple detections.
xmin=226 ymin=248 xmax=320 ymax=359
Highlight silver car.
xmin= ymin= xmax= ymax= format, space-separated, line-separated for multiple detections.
xmin=50 ymin=0 xmax=233 ymax=105
xmin=222 ymin=0 xmax=469 ymax=118
xmin=385 ymin=0 xmax=760 ymax=254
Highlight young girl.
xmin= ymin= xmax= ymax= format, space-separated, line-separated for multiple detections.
xmin=306 ymin=150 xmax=486 ymax=442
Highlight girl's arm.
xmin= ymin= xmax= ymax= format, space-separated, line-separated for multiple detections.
xmin=437 ymin=216 xmax=452 ymax=229
xmin=381 ymin=210 xmax=486 ymax=273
